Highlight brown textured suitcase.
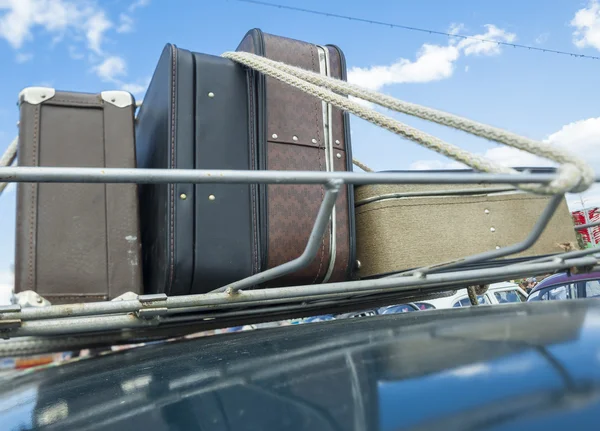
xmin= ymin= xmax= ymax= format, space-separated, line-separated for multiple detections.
xmin=236 ymin=29 xmax=356 ymax=287
xmin=355 ymin=169 xmax=578 ymax=279
xmin=14 ymin=87 xmax=143 ymax=304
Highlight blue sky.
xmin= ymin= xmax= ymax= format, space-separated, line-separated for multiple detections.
xmin=1 ymin=0 xmax=600 ymax=300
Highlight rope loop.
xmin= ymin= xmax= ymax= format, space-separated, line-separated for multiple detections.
xmin=222 ymin=51 xmax=594 ymax=196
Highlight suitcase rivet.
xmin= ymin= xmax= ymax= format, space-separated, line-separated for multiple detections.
xmin=208 ymin=92 xmax=215 ymax=98
xmin=490 ymin=227 xmax=496 ymax=232
xmin=272 ymin=134 xmax=278 ymax=139
xmin=292 ymin=135 xmax=298 ymax=141
xmin=312 ymin=138 xmax=317 ymax=144
xmin=180 ymin=193 xmax=187 ymax=200
xmin=356 ymin=260 xmax=362 ymax=269
xmin=335 ymin=140 xmax=340 ymax=145
xmin=209 ymin=194 xmax=216 ymax=201
xmin=495 ymin=246 xmax=501 ymax=250
xmin=484 ymin=209 xmax=490 ymax=214
xmin=336 ymin=153 xmax=342 ymax=159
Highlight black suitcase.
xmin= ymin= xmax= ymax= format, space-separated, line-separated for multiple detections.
xmin=135 ymin=44 xmax=255 ymax=295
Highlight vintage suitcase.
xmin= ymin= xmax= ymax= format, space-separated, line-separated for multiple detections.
xmin=14 ymin=87 xmax=143 ymax=304
xmin=135 ymin=44 xmax=256 ymax=296
xmin=135 ymin=32 xmax=356 ymax=296
xmin=354 ymin=168 xmax=578 ymax=279
xmin=236 ymin=28 xmax=356 ymax=288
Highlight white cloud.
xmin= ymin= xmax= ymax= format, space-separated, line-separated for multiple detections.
xmin=535 ymin=32 xmax=549 ymax=45
xmin=117 ymin=13 xmax=134 ymax=33
xmin=0 ymin=1 xmax=150 ymax=82
xmin=456 ymin=24 xmax=516 ymax=57
xmin=571 ymin=0 xmax=600 ymax=51
xmin=128 ymin=0 xmax=150 ymax=12
xmin=15 ymin=52 xmax=33 ymax=63
xmin=347 ymin=24 xmax=515 ymax=92
xmin=409 ymin=159 xmax=465 ymax=170
xmin=480 ymin=147 xmax=549 ymax=168
xmin=121 ymin=76 xmax=150 ymax=97
xmin=464 ymin=65 xmax=470 ymax=72
xmin=93 ymin=55 xmax=127 ymax=82
xmin=568 ymin=183 xmax=600 ymax=209
xmin=545 ymin=117 xmax=600 ymax=170
xmin=85 ymin=10 xmax=112 ymax=55
xmin=0 ymin=0 xmax=113 ymax=55
xmin=121 ymin=82 xmax=145 ymax=95
xmin=348 ymin=44 xmax=459 ymax=91
xmin=448 ymin=23 xmax=466 ymax=36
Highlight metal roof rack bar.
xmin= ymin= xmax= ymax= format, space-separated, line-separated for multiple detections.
xmin=3 ymin=166 xmax=595 ymax=186
xmin=575 ymin=220 xmax=600 ymax=230
xmin=1 ymin=256 xmax=595 ymax=338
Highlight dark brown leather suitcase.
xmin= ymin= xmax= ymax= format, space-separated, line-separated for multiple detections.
xmin=14 ymin=87 xmax=143 ymax=304
xmin=236 ymin=28 xmax=356 ymax=287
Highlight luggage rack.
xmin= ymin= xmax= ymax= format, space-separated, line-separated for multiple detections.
xmin=0 ymin=164 xmax=599 ymax=354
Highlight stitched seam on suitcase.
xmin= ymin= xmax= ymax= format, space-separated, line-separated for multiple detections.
xmin=248 ymin=75 xmax=258 ymax=274
xmin=46 ymin=99 xmax=102 ymax=107
xmin=357 ymin=196 xmax=554 ymax=215
xmin=28 ymin=105 xmax=39 ymax=291
xmin=311 ymin=47 xmax=326 ymax=285
xmin=168 ymin=47 xmax=177 ymax=294
xmin=103 ymin=105 xmax=111 ymax=300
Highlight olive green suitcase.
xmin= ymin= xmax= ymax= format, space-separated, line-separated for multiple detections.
xmin=354 ymin=169 xmax=577 ymax=279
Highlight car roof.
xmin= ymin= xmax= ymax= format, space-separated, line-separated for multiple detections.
xmin=530 ymin=270 xmax=600 ymax=295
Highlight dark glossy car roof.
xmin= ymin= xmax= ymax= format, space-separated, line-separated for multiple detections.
xmin=2 ymin=299 xmax=600 ymax=430
xmin=530 ymin=269 xmax=600 ymax=295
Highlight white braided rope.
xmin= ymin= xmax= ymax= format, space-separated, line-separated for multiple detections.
xmin=0 ymin=137 xmax=17 ymax=195
xmin=352 ymin=158 xmax=374 ymax=173
xmin=222 ymin=51 xmax=594 ymax=196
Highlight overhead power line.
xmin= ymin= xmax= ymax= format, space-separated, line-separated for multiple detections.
xmin=233 ymin=0 xmax=600 ymax=61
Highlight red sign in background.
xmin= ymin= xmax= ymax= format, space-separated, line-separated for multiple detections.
xmin=572 ymin=207 xmax=600 ymax=245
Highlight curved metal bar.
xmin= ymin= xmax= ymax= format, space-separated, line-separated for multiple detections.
xmin=213 ymin=180 xmax=342 ymax=293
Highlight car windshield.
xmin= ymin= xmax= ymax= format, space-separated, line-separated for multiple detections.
xmin=379 ymin=305 xmax=416 ymax=314
xmin=494 ymin=290 xmax=523 ymax=303
xmin=414 ymin=302 xmax=436 ymax=310
xmin=453 ymin=295 xmax=490 ymax=307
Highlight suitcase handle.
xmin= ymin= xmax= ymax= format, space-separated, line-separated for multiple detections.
xmin=222 ymin=51 xmax=594 ymax=197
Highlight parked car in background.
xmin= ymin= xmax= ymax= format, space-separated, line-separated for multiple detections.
xmin=416 ymin=281 xmax=528 ymax=310
xmin=323 ymin=282 xmax=527 ymax=321
xmin=527 ymin=270 xmax=600 ymax=302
